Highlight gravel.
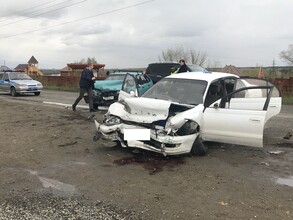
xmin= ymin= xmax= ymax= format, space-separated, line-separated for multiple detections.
xmin=0 ymin=192 xmax=142 ymax=220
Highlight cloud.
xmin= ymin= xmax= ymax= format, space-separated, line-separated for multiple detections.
xmin=1 ymin=0 xmax=293 ymax=68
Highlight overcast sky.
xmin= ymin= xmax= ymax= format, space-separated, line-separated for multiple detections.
xmin=0 ymin=0 xmax=293 ymax=69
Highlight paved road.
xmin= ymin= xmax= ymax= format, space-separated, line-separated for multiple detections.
xmin=0 ymin=89 xmax=89 ymax=110
xmin=0 ymin=89 xmax=292 ymax=219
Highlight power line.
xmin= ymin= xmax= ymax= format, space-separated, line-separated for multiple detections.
xmin=0 ymin=0 xmax=87 ymax=28
xmin=0 ymin=0 xmax=59 ymax=22
xmin=0 ymin=0 xmax=155 ymax=39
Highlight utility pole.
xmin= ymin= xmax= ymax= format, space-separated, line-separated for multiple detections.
xmin=272 ymin=59 xmax=276 ymax=75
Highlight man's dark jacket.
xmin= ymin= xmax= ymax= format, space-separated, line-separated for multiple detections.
xmin=177 ymin=64 xmax=188 ymax=73
xmin=79 ymin=68 xmax=94 ymax=88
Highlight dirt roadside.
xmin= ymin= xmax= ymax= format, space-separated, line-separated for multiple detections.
xmin=0 ymin=98 xmax=293 ymax=219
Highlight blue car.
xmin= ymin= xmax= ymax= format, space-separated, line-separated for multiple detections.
xmin=84 ymin=70 xmax=153 ymax=109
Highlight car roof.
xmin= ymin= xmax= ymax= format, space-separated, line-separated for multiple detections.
xmin=166 ymin=71 xmax=239 ymax=83
xmin=111 ymin=71 xmax=142 ymax=76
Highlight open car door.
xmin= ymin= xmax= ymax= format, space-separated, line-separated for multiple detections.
xmin=202 ymin=78 xmax=281 ymax=148
xmin=118 ymin=73 xmax=139 ymax=101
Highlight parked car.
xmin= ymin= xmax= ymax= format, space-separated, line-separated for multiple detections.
xmin=93 ymin=71 xmax=282 ymax=156
xmin=0 ymin=71 xmax=43 ymax=96
xmin=84 ymin=70 xmax=153 ymax=109
xmin=145 ymin=62 xmax=207 ymax=83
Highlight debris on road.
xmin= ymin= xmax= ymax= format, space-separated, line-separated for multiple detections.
xmin=260 ymin=162 xmax=270 ymax=167
xmin=283 ymin=132 xmax=292 ymax=139
xmin=268 ymin=150 xmax=285 ymax=155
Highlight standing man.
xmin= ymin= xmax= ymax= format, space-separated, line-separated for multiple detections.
xmin=72 ymin=62 xmax=97 ymax=112
xmin=177 ymin=59 xmax=188 ymax=73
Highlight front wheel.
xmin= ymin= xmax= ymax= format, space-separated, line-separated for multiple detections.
xmin=34 ymin=92 xmax=41 ymax=96
xmin=10 ymin=87 xmax=17 ymax=97
xmin=190 ymin=136 xmax=208 ymax=156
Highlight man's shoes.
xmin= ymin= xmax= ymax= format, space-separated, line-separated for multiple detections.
xmin=72 ymin=105 xmax=76 ymax=112
xmin=90 ymin=109 xmax=97 ymax=112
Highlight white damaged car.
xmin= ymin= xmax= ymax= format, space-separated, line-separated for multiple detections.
xmin=94 ymin=72 xmax=282 ymax=156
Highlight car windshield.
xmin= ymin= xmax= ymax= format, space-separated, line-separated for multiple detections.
xmin=187 ymin=64 xmax=206 ymax=72
xmin=142 ymin=78 xmax=207 ymax=105
xmin=9 ymin=72 xmax=32 ymax=80
xmin=106 ymin=74 xmax=126 ymax=80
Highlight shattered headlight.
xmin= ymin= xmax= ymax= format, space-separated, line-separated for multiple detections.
xmin=93 ymin=90 xmax=102 ymax=97
xmin=176 ymin=120 xmax=199 ymax=135
xmin=104 ymin=116 xmax=121 ymax=126
xmin=165 ymin=118 xmax=177 ymax=135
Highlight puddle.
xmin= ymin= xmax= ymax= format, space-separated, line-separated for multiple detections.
xmin=276 ymin=176 xmax=293 ymax=187
xmin=39 ymin=176 xmax=77 ymax=197
xmin=26 ymin=169 xmax=77 ymax=197
xmin=113 ymin=155 xmax=185 ymax=175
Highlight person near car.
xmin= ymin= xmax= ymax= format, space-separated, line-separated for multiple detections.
xmin=72 ymin=62 xmax=97 ymax=112
xmin=170 ymin=66 xmax=177 ymax=75
xmin=177 ymin=59 xmax=188 ymax=73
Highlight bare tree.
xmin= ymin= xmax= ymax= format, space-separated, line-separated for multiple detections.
xmin=159 ymin=46 xmax=208 ymax=66
xmin=75 ymin=57 xmax=98 ymax=64
xmin=279 ymin=44 xmax=293 ymax=65
xmin=206 ymin=59 xmax=222 ymax=68
xmin=189 ymin=49 xmax=207 ymax=66
xmin=87 ymin=57 xmax=98 ymax=64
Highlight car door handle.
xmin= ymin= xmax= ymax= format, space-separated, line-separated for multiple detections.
xmin=249 ymin=118 xmax=261 ymax=123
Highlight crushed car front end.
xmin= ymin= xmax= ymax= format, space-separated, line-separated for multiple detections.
xmin=94 ymin=98 xmax=204 ymax=156
xmin=84 ymin=89 xmax=119 ymax=108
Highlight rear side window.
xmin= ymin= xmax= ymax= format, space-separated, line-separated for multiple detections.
xmin=235 ymin=78 xmax=280 ymax=98
xmin=147 ymin=63 xmax=180 ymax=74
xmin=3 ymin=74 xmax=9 ymax=81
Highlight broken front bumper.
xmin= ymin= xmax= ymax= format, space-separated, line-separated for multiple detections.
xmin=94 ymin=120 xmax=198 ymax=155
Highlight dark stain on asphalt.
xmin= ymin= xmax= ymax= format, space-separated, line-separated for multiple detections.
xmin=113 ymin=155 xmax=185 ymax=175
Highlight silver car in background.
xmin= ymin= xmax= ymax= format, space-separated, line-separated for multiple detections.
xmin=0 ymin=71 xmax=43 ymax=96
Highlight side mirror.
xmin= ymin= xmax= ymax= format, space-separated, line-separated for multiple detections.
xmin=213 ymin=103 xmax=219 ymax=109
xmin=5 ymin=79 xmax=9 ymax=82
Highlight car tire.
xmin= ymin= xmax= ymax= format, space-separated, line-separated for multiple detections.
xmin=34 ymin=92 xmax=40 ymax=96
xmin=10 ymin=87 xmax=17 ymax=97
xmin=190 ymin=136 xmax=208 ymax=156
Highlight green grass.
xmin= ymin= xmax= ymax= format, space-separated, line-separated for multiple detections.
xmin=282 ymin=96 xmax=293 ymax=105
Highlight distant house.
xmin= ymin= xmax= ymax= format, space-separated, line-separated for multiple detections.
xmin=28 ymin=55 xmax=38 ymax=66
xmin=61 ymin=63 xmax=106 ymax=77
xmin=14 ymin=56 xmax=44 ymax=76
xmin=0 ymin=65 xmax=11 ymax=72
xmin=14 ymin=64 xmax=28 ymax=72
xmin=221 ymin=65 xmax=242 ymax=76
xmin=41 ymin=69 xmax=60 ymax=76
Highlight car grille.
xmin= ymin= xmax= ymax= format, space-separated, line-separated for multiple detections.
xmin=142 ymin=139 xmax=176 ymax=149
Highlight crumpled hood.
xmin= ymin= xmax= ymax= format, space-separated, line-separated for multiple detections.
xmin=108 ymin=97 xmax=192 ymax=124
xmin=109 ymin=97 xmax=171 ymax=123
xmin=94 ymin=80 xmax=123 ymax=91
